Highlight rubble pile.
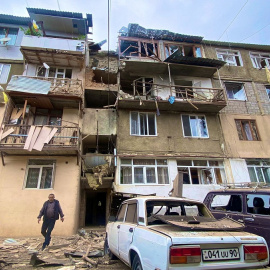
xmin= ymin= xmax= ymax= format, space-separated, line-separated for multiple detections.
xmin=0 ymin=230 xmax=128 ymax=269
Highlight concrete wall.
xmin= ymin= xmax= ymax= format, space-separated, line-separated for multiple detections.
xmin=0 ymin=156 xmax=80 ymax=237
xmin=220 ymin=114 xmax=270 ymax=158
xmin=82 ymin=108 xmax=117 ymax=136
xmin=117 ymin=110 xmax=224 ymax=157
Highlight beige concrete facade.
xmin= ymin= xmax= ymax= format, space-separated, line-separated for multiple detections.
xmin=0 ymin=156 xmax=80 ymax=237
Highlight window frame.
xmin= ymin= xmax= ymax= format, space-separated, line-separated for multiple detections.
xmin=224 ymin=82 xmax=247 ymax=101
xmin=177 ymin=159 xmax=226 ymax=185
xmin=235 ymin=119 xmax=260 ymax=141
xmin=181 ymin=114 xmax=209 ymax=138
xmin=246 ymin=159 xmax=270 ymax=184
xmin=216 ymin=49 xmax=243 ymax=66
xmin=24 ymin=160 xmax=56 ymax=189
xmin=36 ymin=66 xmax=72 ymax=79
xmin=250 ymin=52 xmax=270 ymax=69
xmin=130 ymin=111 xmax=157 ymax=136
xmin=120 ymin=159 xmax=170 ymax=185
xmin=0 ymin=63 xmax=11 ymax=84
xmin=164 ymin=42 xmax=203 ymax=59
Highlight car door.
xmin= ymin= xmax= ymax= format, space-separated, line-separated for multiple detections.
xmin=242 ymin=193 xmax=270 ymax=247
xmin=118 ymin=203 xmax=138 ymax=264
xmin=108 ymin=203 xmax=127 ymax=256
xmin=207 ymin=192 xmax=244 ymax=223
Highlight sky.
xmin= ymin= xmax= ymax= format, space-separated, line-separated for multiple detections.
xmin=1 ymin=0 xmax=270 ymax=50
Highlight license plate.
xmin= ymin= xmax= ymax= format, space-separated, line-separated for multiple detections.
xmin=202 ymin=248 xmax=240 ymax=261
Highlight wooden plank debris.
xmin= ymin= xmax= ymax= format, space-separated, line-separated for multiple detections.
xmin=0 ymin=128 xmax=14 ymax=141
xmin=24 ymin=126 xmax=36 ymax=150
xmin=33 ymin=127 xmax=52 ymax=151
xmin=44 ymin=127 xmax=58 ymax=144
xmin=28 ymin=127 xmax=42 ymax=151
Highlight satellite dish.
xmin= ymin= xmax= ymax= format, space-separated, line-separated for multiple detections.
xmin=0 ymin=37 xmax=11 ymax=43
xmin=43 ymin=63 xmax=50 ymax=69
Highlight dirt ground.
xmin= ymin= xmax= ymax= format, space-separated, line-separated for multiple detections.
xmin=0 ymin=230 xmax=129 ymax=270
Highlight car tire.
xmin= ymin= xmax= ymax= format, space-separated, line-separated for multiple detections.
xmin=104 ymin=237 xmax=117 ymax=260
xmin=132 ymin=254 xmax=143 ymax=270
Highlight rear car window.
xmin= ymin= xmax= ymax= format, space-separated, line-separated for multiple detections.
xmin=210 ymin=194 xmax=242 ymax=213
xmin=125 ymin=203 xmax=137 ymax=223
xmin=246 ymin=194 xmax=270 ymax=215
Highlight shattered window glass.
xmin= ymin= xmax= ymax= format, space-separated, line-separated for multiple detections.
xmin=182 ymin=115 xmax=208 ymax=138
xmin=225 ymin=82 xmax=247 ymax=100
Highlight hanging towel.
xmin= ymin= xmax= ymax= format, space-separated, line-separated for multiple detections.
xmin=168 ymin=96 xmax=175 ymax=104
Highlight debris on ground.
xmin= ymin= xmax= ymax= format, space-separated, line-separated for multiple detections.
xmin=0 ymin=229 xmax=129 ymax=269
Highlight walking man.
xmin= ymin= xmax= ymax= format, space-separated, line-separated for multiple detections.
xmin=37 ymin=194 xmax=64 ymax=250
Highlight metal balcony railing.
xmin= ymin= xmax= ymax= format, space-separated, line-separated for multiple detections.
xmin=0 ymin=125 xmax=79 ymax=147
xmin=132 ymin=80 xmax=225 ymax=103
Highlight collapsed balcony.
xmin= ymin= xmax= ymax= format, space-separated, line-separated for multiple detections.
xmin=118 ymin=79 xmax=226 ymax=113
xmin=0 ymin=124 xmax=80 ymax=155
xmin=7 ymin=75 xmax=83 ymax=98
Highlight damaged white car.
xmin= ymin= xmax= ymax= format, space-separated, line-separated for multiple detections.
xmin=104 ymin=196 xmax=269 ymax=270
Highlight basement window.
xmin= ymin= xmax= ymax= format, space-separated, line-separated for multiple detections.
xmin=235 ymin=119 xmax=260 ymax=141
xmin=120 ymin=159 xmax=169 ymax=185
xmin=24 ymin=160 xmax=56 ymax=189
xmin=130 ymin=112 xmax=157 ymax=136
xmin=177 ymin=160 xmax=225 ymax=185
xmin=250 ymin=52 xmax=270 ymax=69
xmin=225 ymin=82 xmax=247 ymax=101
xmin=216 ymin=49 xmax=242 ymax=66
xmin=181 ymin=115 xmax=208 ymax=138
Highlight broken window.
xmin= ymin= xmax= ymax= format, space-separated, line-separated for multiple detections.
xmin=119 ymin=39 xmax=159 ymax=59
xmin=210 ymin=194 xmax=243 ymax=212
xmin=134 ymin=77 xmax=153 ymax=96
xmin=130 ymin=112 xmax=156 ymax=136
xmin=24 ymin=159 xmax=56 ymax=189
xmin=177 ymin=160 xmax=226 ymax=185
xmin=120 ymin=159 xmax=169 ymax=185
xmin=250 ymin=52 xmax=270 ymax=69
xmin=216 ymin=49 xmax=243 ymax=66
xmin=37 ymin=67 xmax=72 ymax=79
xmin=164 ymin=43 xmax=202 ymax=58
xmin=246 ymin=159 xmax=270 ymax=183
xmin=182 ymin=114 xmax=208 ymax=138
xmin=266 ymin=86 xmax=270 ymax=100
xmin=0 ymin=63 xmax=11 ymax=84
xmin=174 ymin=80 xmax=193 ymax=99
xmin=246 ymin=194 xmax=270 ymax=215
xmin=34 ymin=109 xmax=62 ymax=126
xmin=0 ymin=27 xmax=18 ymax=45
xmin=235 ymin=120 xmax=260 ymax=141
xmin=225 ymin=82 xmax=247 ymax=101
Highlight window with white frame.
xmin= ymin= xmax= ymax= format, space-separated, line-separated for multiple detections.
xmin=37 ymin=67 xmax=72 ymax=79
xmin=246 ymin=159 xmax=270 ymax=183
xmin=130 ymin=112 xmax=157 ymax=136
xmin=181 ymin=115 xmax=208 ymax=138
xmin=24 ymin=160 xmax=56 ymax=189
xmin=216 ymin=49 xmax=243 ymax=66
xmin=0 ymin=63 xmax=11 ymax=84
xmin=177 ymin=160 xmax=226 ymax=185
xmin=266 ymin=85 xmax=270 ymax=100
xmin=250 ymin=52 xmax=270 ymax=69
xmin=224 ymin=82 xmax=247 ymax=101
xmin=120 ymin=159 xmax=169 ymax=185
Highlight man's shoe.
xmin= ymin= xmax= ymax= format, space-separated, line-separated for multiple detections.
xmin=41 ymin=244 xmax=47 ymax=251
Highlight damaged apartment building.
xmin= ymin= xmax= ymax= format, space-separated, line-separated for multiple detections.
xmin=1 ymin=14 xmax=270 ymax=237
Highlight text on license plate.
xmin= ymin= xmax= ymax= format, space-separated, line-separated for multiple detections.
xmin=202 ymin=248 xmax=240 ymax=261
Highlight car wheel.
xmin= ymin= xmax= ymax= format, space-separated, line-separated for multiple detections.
xmin=104 ymin=237 xmax=117 ymax=260
xmin=132 ymin=254 xmax=143 ymax=270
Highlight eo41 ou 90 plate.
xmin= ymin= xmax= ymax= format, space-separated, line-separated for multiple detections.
xmin=202 ymin=248 xmax=240 ymax=261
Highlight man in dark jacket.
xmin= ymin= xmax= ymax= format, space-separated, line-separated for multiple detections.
xmin=37 ymin=194 xmax=64 ymax=250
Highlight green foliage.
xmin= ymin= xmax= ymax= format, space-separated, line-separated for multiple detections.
xmin=20 ymin=27 xmax=42 ymax=37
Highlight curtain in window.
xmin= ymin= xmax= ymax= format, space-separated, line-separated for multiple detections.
xmin=25 ymin=168 xmax=40 ymax=188
xmin=146 ymin=167 xmax=156 ymax=183
xmin=157 ymin=167 xmax=169 ymax=184
xmin=131 ymin=112 xmax=138 ymax=135
xmin=199 ymin=117 xmax=208 ymax=137
xmin=121 ymin=167 xmax=132 ymax=184
xmin=134 ymin=167 xmax=144 ymax=183
xmin=40 ymin=167 xmax=53 ymax=189
xmin=242 ymin=121 xmax=253 ymax=140
xmin=139 ymin=113 xmax=148 ymax=135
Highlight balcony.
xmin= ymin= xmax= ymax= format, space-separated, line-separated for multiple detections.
xmin=0 ymin=124 xmax=79 ymax=155
xmin=6 ymin=76 xmax=83 ymax=98
xmin=118 ymin=81 xmax=227 ymax=113
xmin=20 ymin=35 xmax=85 ymax=67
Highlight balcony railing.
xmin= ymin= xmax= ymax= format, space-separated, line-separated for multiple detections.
xmin=132 ymin=80 xmax=225 ymax=103
xmin=7 ymin=76 xmax=83 ymax=97
xmin=0 ymin=125 xmax=79 ymax=148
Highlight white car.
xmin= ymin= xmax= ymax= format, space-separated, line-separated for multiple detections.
xmin=104 ymin=196 xmax=269 ymax=270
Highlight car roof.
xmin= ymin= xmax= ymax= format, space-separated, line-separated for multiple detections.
xmin=123 ymin=196 xmax=204 ymax=204
xmin=207 ymin=188 xmax=270 ymax=194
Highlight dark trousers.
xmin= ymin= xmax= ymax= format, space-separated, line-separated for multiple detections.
xmin=41 ymin=219 xmax=56 ymax=248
